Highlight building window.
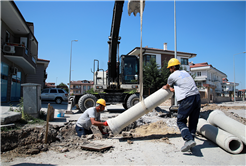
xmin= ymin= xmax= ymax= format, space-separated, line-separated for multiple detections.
xmin=181 ymin=58 xmax=188 ymax=65
xmin=11 ymin=71 xmax=22 ymax=101
xmin=144 ymin=54 xmax=156 ymax=65
xmin=197 ymin=72 xmax=201 ymax=76
xmin=1 ymin=62 xmax=8 ymax=102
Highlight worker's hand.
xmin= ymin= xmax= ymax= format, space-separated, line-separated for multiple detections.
xmin=103 ymin=121 xmax=108 ymax=126
xmin=162 ymin=85 xmax=168 ymax=90
xmin=169 ymin=87 xmax=175 ymax=92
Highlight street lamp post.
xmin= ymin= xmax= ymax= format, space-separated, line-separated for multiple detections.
xmin=69 ymin=40 xmax=78 ymax=98
xmin=233 ymin=51 xmax=246 ymax=102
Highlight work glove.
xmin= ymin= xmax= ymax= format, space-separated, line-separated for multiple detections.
xmin=102 ymin=132 xmax=108 ymax=135
xmin=103 ymin=121 xmax=108 ymax=126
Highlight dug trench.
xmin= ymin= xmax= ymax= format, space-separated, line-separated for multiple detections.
xmin=1 ymin=104 xmax=245 ymax=161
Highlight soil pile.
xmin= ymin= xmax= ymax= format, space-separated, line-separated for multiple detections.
xmin=133 ymin=121 xmax=180 ymax=137
xmin=1 ymin=122 xmax=78 ymax=158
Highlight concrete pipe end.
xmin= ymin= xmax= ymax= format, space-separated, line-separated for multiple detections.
xmin=224 ymin=136 xmax=244 ymax=154
xmin=207 ymin=109 xmax=224 ymax=126
xmin=107 ymin=119 xmax=120 ymax=136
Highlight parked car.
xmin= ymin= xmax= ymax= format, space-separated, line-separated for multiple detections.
xmin=41 ymin=88 xmax=68 ymax=104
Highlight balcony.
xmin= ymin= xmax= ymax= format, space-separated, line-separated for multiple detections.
xmin=194 ymin=76 xmax=207 ymax=81
xmin=3 ymin=43 xmax=36 ymax=74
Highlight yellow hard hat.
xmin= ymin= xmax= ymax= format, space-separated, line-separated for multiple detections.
xmin=167 ymin=58 xmax=181 ymax=68
xmin=96 ymin=98 xmax=106 ymax=107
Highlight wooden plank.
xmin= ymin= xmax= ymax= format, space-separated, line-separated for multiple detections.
xmin=45 ymin=103 xmax=51 ymax=144
xmin=80 ymin=143 xmax=112 ymax=151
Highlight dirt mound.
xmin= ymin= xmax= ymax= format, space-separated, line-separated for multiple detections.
xmin=133 ymin=121 xmax=180 ymax=137
xmin=1 ymin=122 xmax=78 ymax=158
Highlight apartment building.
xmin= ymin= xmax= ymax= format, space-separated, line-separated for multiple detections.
xmin=221 ymin=78 xmax=239 ymax=97
xmin=190 ymin=62 xmax=227 ymax=96
xmin=69 ymin=80 xmax=93 ymax=95
xmin=1 ymin=1 xmax=49 ymax=102
xmin=128 ymin=43 xmax=197 ymax=71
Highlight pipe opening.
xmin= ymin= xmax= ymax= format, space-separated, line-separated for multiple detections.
xmin=229 ymin=140 xmax=241 ymax=151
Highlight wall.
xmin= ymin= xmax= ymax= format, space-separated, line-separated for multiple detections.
xmin=156 ymin=54 xmax=162 ymax=69
xmin=201 ymin=98 xmax=209 ymax=104
xmin=214 ymin=96 xmax=231 ymax=103
xmin=26 ymin=63 xmax=45 ymax=89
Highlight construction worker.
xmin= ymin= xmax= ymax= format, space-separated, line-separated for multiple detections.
xmin=75 ymin=98 xmax=108 ymax=137
xmin=162 ymin=58 xmax=200 ymax=152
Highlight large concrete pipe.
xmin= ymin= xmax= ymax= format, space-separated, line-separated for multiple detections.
xmin=207 ymin=109 xmax=246 ymax=144
xmin=107 ymin=88 xmax=173 ymax=135
xmin=197 ymin=118 xmax=243 ymax=154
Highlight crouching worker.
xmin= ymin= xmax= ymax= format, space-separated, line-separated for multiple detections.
xmin=75 ymin=99 xmax=108 ymax=137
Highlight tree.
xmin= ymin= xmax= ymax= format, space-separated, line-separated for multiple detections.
xmin=58 ymin=82 xmax=67 ymax=86
xmin=159 ymin=60 xmax=171 ymax=86
xmin=143 ymin=58 xmax=161 ymax=95
xmin=143 ymin=58 xmax=170 ymax=95
xmin=57 ymin=82 xmax=68 ymax=92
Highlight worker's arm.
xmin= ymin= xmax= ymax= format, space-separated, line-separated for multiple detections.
xmin=98 ymin=126 xmax=104 ymax=134
xmin=90 ymin=118 xmax=108 ymax=135
xmin=162 ymin=84 xmax=174 ymax=92
xmin=90 ymin=118 xmax=104 ymax=126
xmin=90 ymin=118 xmax=108 ymax=126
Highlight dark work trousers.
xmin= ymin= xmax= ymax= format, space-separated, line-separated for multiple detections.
xmin=75 ymin=125 xmax=93 ymax=137
xmin=177 ymin=94 xmax=201 ymax=141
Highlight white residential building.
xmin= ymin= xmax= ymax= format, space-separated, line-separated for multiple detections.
xmin=190 ymin=62 xmax=227 ymax=96
xmin=221 ymin=78 xmax=239 ymax=97
xmin=128 ymin=43 xmax=196 ymax=70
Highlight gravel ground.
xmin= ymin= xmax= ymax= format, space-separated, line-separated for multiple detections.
xmin=1 ymin=101 xmax=246 ymax=165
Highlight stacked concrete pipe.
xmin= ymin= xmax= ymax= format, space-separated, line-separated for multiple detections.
xmin=107 ymin=88 xmax=173 ymax=135
xmin=207 ymin=109 xmax=246 ymax=145
xmin=197 ymin=118 xmax=243 ymax=154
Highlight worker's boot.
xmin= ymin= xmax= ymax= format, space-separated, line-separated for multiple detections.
xmin=181 ymin=140 xmax=196 ymax=152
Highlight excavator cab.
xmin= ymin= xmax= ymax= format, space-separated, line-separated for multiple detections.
xmin=120 ymin=55 xmax=139 ymax=84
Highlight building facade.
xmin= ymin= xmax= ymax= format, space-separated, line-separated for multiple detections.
xmin=190 ymin=62 xmax=227 ymax=97
xmin=69 ymin=80 xmax=93 ymax=95
xmin=1 ymin=1 xmax=49 ymax=103
xmin=221 ymin=78 xmax=239 ymax=97
xmin=128 ymin=43 xmax=197 ymax=71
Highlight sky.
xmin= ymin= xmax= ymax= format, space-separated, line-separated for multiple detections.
xmin=14 ymin=0 xmax=245 ymax=89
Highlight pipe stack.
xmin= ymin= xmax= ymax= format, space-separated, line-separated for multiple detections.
xmin=197 ymin=110 xmax=245 ymax=154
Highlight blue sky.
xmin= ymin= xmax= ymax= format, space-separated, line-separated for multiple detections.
xmin=15 ymin=1 xmax=245 ymax=89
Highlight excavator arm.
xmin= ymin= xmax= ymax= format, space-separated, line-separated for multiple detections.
xmin=107 ymin=0 xmax=145 ymax=89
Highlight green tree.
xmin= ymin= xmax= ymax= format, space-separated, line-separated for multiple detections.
xmin=58 ymin=82 xmax=68 ymax=92
xmin=159 ymin=60 xmax=171 ymax=86
xmin=143 ymin=58 xmax=161 ymax=94
xmin=58 ymin=82 xmax=67 ymax=86
xmin=143 ymin=59 xmax=171 ymax=95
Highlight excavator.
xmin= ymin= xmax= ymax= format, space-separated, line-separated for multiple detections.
xmin=67 ymin=0 xmax=145 ymax=112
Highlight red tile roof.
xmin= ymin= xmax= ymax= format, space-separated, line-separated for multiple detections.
xmin=190 ymin=62 xmax=212 ymax=68
xmin=70 ymin=80 xmax=94 ymax=85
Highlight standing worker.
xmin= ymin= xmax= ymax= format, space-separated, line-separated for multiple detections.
xmin=75 ymin=99 xmax=108 ymax=137
xmin=163 ymin=58 xmax=200 ymax=152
